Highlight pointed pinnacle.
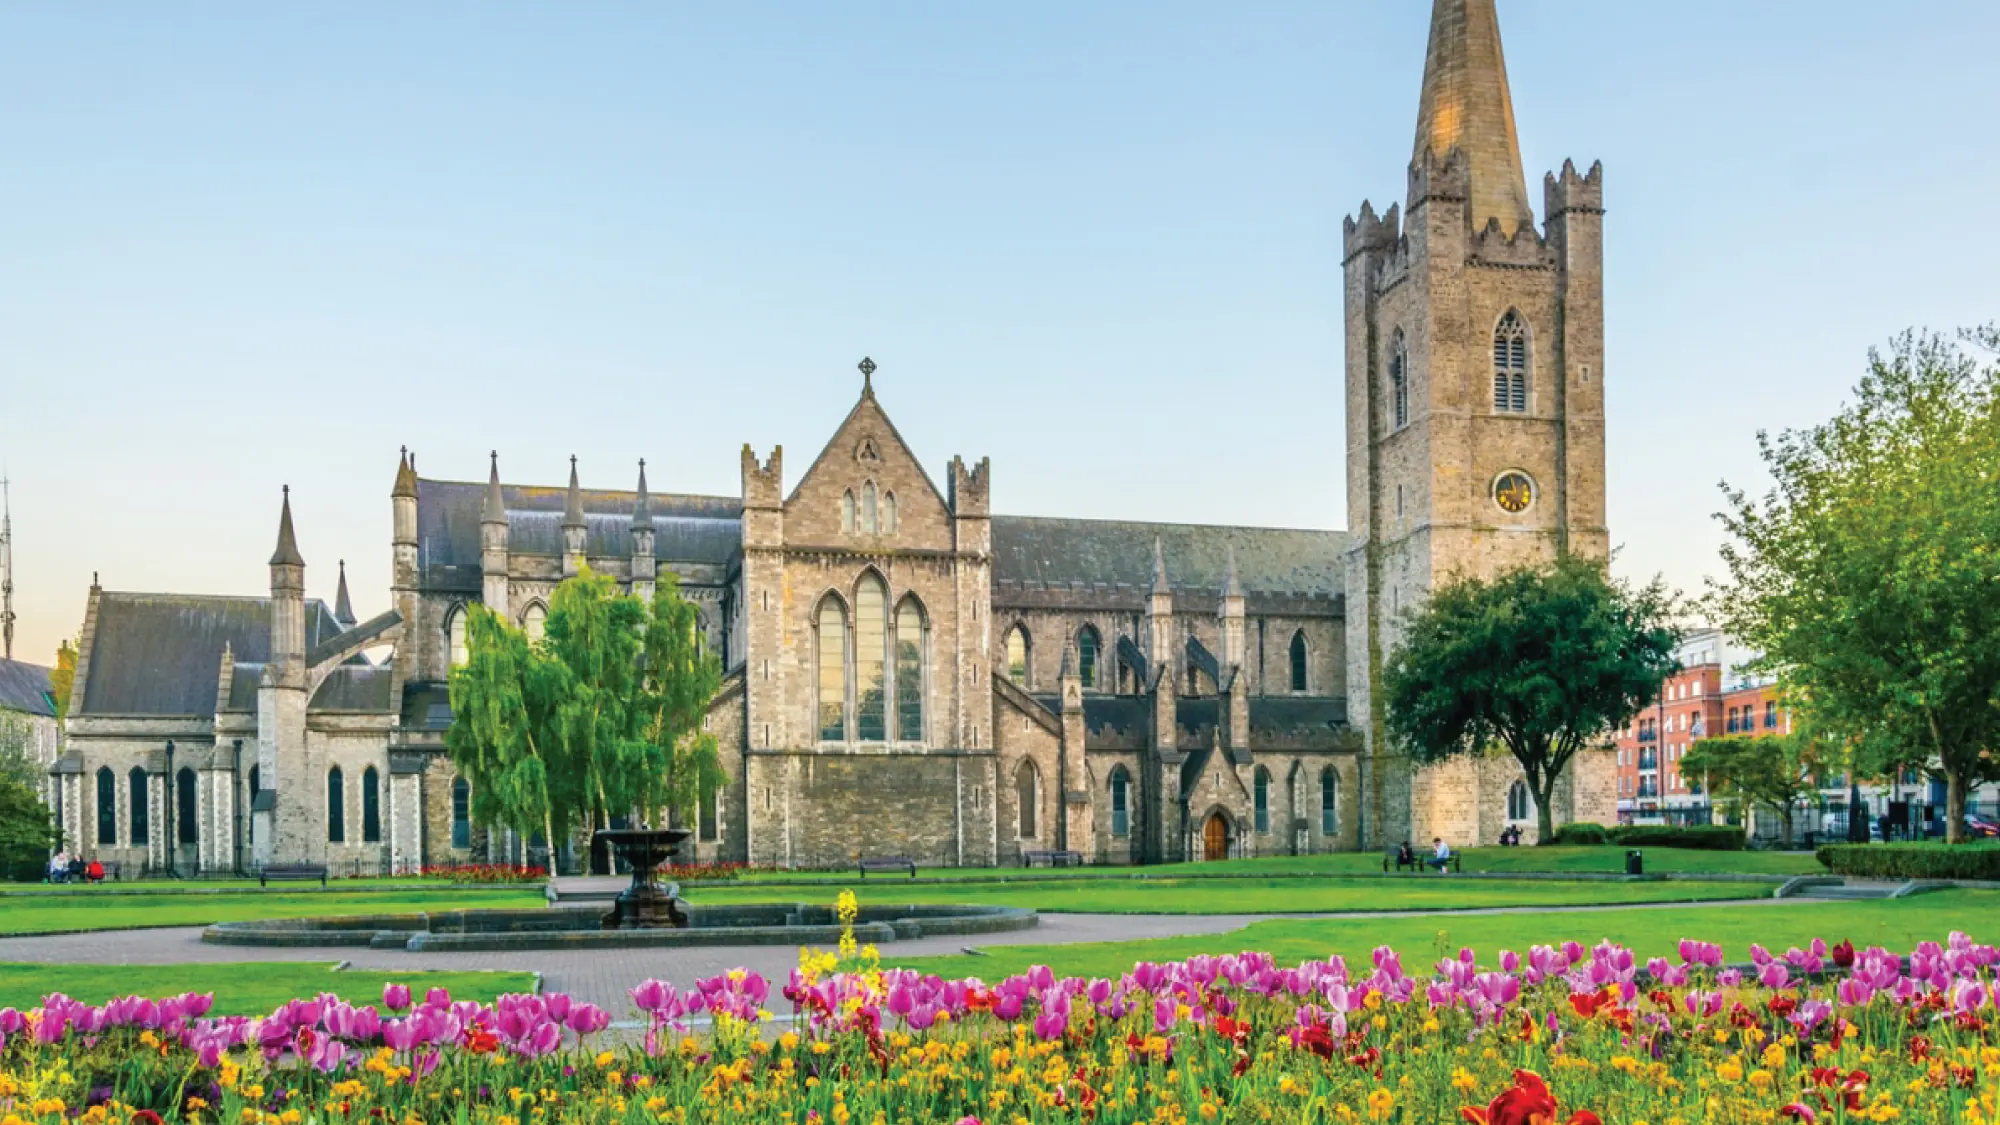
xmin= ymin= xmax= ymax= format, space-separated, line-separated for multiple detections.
xmin=483 ymin=451 xmax=507 ymax=524
xmin=563 ymin=455 xmax=586 ymax=529
xmin=1223 ymin=544 xmax=1243 ymax=598
xmin=1151 ymin=536 xmax=1170 ymax=595
xmin=632 ymin=458 xmax=653 ymax=528
xmin=269 ymin=485 xmax=304 ymax=567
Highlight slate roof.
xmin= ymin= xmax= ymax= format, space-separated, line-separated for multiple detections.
xmin=991 ymin=517 xmax=1345 ymax=600
xmin=311 ymin=666 xmax=394 ymax=712
xmin=416 ymin=478 xmax=741 ymax=589
xmin=0 ymin=658 xmax=56 ymax=717
xmin=79 ymin=593 xmax=343 ymax=717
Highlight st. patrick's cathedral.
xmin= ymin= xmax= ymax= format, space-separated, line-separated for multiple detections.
xmin=48 ymin=0 xmax=1616 ymax=874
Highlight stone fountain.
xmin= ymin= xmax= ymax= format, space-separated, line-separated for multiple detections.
xmin=592 ymin=827 xmax=691 ymax=929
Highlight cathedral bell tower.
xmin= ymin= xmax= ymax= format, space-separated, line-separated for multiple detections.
xmin=1343 ymin=0 xmax=1608 ymax=848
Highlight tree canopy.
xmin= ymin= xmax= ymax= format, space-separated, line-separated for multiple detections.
xmin=1382 ymin=555 xmax=1680 ymax=844
xmin=49 ymin=640 xmax=76 ymax=721
xmin=1713 ymin=327 xmax=2000 ymax=842
xmin=1681 ymin=730 xmax=1825 ymax=846
xmin=445 ymin=567 xmax=723 ymax=863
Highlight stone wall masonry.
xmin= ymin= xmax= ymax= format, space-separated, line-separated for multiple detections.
xmin=993 ymin=693 xmax=1062 ymax=864
xmin=743 ymin=750 xmax=992 ymax=869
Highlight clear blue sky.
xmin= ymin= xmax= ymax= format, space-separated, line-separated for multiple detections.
xmin=4 ymin=2 xmax=1996 ymax=666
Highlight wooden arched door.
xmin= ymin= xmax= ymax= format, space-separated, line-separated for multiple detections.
xmin=1202 ymin=813 xmax=1229 ymax=861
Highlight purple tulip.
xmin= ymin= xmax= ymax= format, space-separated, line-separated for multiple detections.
xmin=382 ymin=983 xmax=412 ymax=1012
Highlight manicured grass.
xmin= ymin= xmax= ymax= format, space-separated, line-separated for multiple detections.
xmin=691 ymin=876 xmax=1769 ymax=915
xmin=0 ymin=889 xmax=543 ymax=935
xmin=718 ymin=846 xmax=1820 ymax=885
xmin=0 ymin=962 xmax=537 ymax=1015
xmin=2 ymin=876 xmax=541 ymax=893
xmin=892 ymin=889 xmax=2000 ymax=981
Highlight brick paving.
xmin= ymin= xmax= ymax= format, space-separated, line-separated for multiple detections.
xmin=0 ymin=896 xmax=1820 ymax=1014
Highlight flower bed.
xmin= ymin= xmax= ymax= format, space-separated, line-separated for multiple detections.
xmin=1 ymin=933 xmax=1996 ymax=1123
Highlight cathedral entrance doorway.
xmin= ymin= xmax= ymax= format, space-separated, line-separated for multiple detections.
xmin=1202 ymin=813 xmax=1229 ymax=862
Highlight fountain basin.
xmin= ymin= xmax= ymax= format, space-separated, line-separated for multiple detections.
xmin=202 ymin=902 xmax=1037 ymax=952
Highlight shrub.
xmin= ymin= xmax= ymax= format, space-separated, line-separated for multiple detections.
xmin=1550 ymin=822 xmax=1609 ymax=846
xmin=1608 ymin=825 xmax=1746 ymax=851
xmin=1814 ymin=842 xmax=2000 ymax=880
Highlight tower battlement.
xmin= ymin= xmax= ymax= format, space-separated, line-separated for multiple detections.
xmin=1407 ymin=146 xmax=1472 ymax=213
xmin=1544 ymin=159 xmax=1605 ymax=217
xmin=740 ymin=444 xmax=783 ymax=509
xmin=948 ymin=455 xmax=991 ymax=517
xmin=1342 ymin=200 xmax=1402 ymax=264
xmin=1467 ymin=215 xmax=1554 ymax=268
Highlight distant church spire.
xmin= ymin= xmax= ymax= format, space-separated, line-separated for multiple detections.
xmin=1222 ymin=544 xmax=1242 ymax=598
xmin=1151 ymin=536 xmax=1170 ymax=595
xmin=391 ymin=446 xmax=418 ymax=500
xmin=562 ymin=456 xmax=586 ymax=530
xmin=631 ymin=459 xmax=652 ymax=530
xmin=0 ymin=475 xmax=13 ymax=660
xmin=1414 ymin=0 xmax=1536 ymax=236
xmin=270 ymin=485 xmax=305 ymax=568
xmin=482 ymin=451 xmax=507 ymax=525
xmin=334 ymin=559 xmax=354 ymax=625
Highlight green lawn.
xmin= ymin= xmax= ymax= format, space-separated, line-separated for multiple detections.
xmin=892 ymin=889 xmax=1999 ymax=981
xmin=691 ymin=876 xmax=1769 ymax=915
xmin=0 ymin=962 xmax=537 ymax=1015
xmin=715 ymin=846 xmax=1819 ymax=886
xmin=0 ymin=888 xmax=543 ymax=935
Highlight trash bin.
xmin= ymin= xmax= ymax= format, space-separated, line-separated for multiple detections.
xmin=1625 ymin=849 xmax=1643 ymax=876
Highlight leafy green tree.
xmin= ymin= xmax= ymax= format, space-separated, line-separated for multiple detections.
xmin=48 ymin=641 xmax=77 ymax=721
xmin=445 ymin=606 xmax=578 ymax=861
xmin=1383 ymin=555 xmax=1681 ymax=845
xmin=446 ymin=566 xmax=725 ymax=858
xmin=1681 ymin=730 xmax=1825 ymax=846
xmin=0 ymin=776 xmax=59 ymax=880
xmin=1713 ymin=328 xmax=2000 ymax=843
xmin=0 ymin=715 xmax=41 ymax=790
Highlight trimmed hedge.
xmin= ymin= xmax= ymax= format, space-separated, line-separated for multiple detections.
xmin=1608 ymin=825 xmax=1747 ymax=851
xmin=1815 ymin=843 xmax=2000 ymax=881
xmin=1550 ymin=823 xmax=1610 ymax=846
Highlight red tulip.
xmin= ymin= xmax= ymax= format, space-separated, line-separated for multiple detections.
xmin=1460 ymin=1069 xmax=1600 ymax=1125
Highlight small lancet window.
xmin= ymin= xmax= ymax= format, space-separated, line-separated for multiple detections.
xmin=862 ymin=482 xmax=878 ymax=534
xmin=841 ymin=491 xmax=856 ymax=533
xmin=1493 ymin=311 xmax=1528 ymax=414
xmin=1389 ymin=332 xmax=1409 ymax=429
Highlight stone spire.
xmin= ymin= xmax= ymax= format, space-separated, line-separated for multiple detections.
xmin=562 ymin=456 xmax=586 ymax=531
xmin=1222 ymin=544 xmax=1243 ymax=598
xmin=482 ymin=452 xmax=506 ymax=524
xmin=631 ymin=459 xmax=652 ymax=531
xmin=1413 ymin=0 xmax=1536 ymax=237
xmin=391 ymin=447 xmax=418 ymax=500
xmin=1151 ymin=536 xmax=1170 ymax=595
xmin=269 ymin=486 xmax=305 ymax=567
xmin=333 ymin=559 xmax=354 ymax=625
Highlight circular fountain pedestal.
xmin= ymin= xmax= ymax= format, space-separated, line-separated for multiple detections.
xmin=593 ymin=828 xmax=692 ymax=929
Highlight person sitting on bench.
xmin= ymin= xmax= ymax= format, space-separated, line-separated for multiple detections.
xmin=1395 ymin=841 xmax=1416 ymax=869
xmin=1427 ymin=837 xmax=1453 ymax=874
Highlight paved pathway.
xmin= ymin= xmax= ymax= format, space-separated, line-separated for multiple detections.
xmin=0 ymin=896 xmax=1825 ymax=1014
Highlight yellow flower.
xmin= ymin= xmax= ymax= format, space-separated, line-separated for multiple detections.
xmin=595 ymin=1051 xmax=615 ymax=1068
xmin=1367 ymin=1088 xmax=1395 ymax=1121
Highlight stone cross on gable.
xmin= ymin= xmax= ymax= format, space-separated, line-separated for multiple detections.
xmin=859 ymin=356 xmax=876 ymax=394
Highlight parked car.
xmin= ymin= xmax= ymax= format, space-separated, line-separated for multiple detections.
xmin=1964 ymin=814 xmax=2000 ymax=839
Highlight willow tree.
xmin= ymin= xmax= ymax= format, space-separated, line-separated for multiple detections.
xmin=1382 ymin=555 xmax=1681 ymax=844
xmin=444 ymin=606 xmax=581 ymax=858
xmin=629 ymin=573 xmax=724 ymax=829
xmin=1714 ymin=328 xmax=2000 ymax=843
xmin=541 ymin=568 xmax=648 ymax=831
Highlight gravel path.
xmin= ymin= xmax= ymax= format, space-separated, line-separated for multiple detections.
xmin=0 ymin=895 xmax=1825 ymax=1013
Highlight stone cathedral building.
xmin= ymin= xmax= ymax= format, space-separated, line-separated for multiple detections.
xmin=51 ymin=0 xmax=1614 ymax=874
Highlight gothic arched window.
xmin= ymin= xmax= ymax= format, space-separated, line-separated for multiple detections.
xmin=855 ymin=574 xmax=887 ymax=741
xmin=327 ymin=767 xmax=345 ymax=844
xmin=1320 ymin=767 xmax=1338 ymax=835
xmin=1015 ymin=760 xmax=1039 ymax=839
xmin=1108 ymin=765 xmax=1130 ymax=838
xmin=1253 ymin=767 xmax=1271 ymax=834
xmin=128 ymin=767 xmax=149 ymax=845
xmin=883 ymin=492 xmax=898 ymax=535
xmin=862 ymin=482 xmax=879 ymax=535
xmin=451 ymin=777 xmax=471 ymax=849
xmin=1507 ymin=779 xmax=1531 ymax=821
xmin=176 ymin=767 xmax=198 ymax=846
xmin=895 ymin=598 xmax=925 ymax=742
xmin=1077 ymin=626 xmax=1101 ymax=690
xmin=1493 ymin=311 xmax=1528 ymax=414
xmin=1005 ymin=625 xmax=1029 ymax=687
xmin=817 ymin=597 xmax=849 ymax=742
xmin=1290 ymin=630 xmax=1309 ymax=693
xmin=362 ymin=766 xmax=382 ymax=843
xmin=841 ymin=491 xmax=855 ymax=534
xmin=1389 ymin=332 xmax=1409 ymax=429
xmin=521 ymin=603 xmax=547 ymax=643
xmin=96 ymin=767 xmax=116 ymax=846
xmin=447 ymin=607 xmax=469 ymax=667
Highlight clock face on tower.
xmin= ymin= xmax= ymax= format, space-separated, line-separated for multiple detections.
xmin=1493 ymin=471 xmax=1536 ymax=514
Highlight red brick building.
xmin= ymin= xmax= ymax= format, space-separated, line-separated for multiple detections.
xmin=1612 ymin=629 xmax=1791 ymax=825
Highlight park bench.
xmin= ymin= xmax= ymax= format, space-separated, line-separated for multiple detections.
xmin=1022 ymin=849 xmax=1084 ymax=869
xmin=1382 ymin=847 xmax=1460 ymax=874
xmin=857 ymin=857 xmax=916 ymax=879
xmin=259 ymin=863 xmax=329 ymax=888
